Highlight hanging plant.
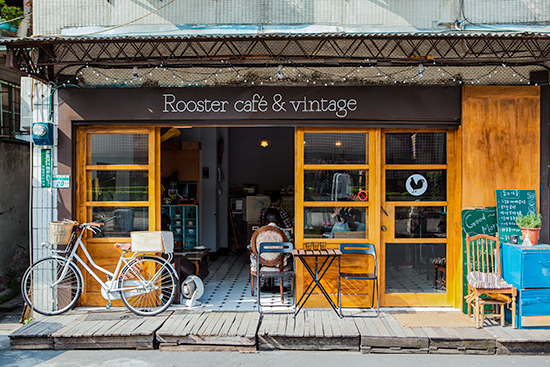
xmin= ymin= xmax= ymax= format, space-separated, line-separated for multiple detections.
xmin=0 ymin=0 xmax=23 ymax=27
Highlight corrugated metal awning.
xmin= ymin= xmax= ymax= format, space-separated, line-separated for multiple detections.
xmin=3 ymin=31 xmax=550 ymax=82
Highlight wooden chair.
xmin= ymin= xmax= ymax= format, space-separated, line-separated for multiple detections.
xmin=249 ymin=225 xmax=293 ymax=302
xmin=465 ymin=234 xmax=517 ymax=328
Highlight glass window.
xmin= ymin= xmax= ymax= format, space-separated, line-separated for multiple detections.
xmin=0 ymin=82 xmax=20 ymax=138
xmin=304 ymin=207 xmax=367 ymax=239
xmin=87 ymin=134 xmax=148 ymax=165
xmin=91 ymin=207 xmax=149 ymax=237
xmin=304 ymin=170 xmax=368 ymax=202
xmin=89 ymin=171 xmax=148 ymax=201
xmin=385 ymin=243 xmax=446 ymax=293
xmin=386 ymin=170 xmax=446 ymax=201
xmin=394 ymin=206 xmax=446 ymax=238
xmin=386 ymin=133 xmax=446 ymax=164
xmin=304 ymin=133 xmax=367 ymax=164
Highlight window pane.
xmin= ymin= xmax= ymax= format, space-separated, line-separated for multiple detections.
xmin=88 ymin=134 xmax=148 ymax=165
xmin=304 ymin=133 xmax=367 ymax=164
xmin=91 ymin=207 xmax=148 ymax=237
xmin=89 ymin=171 xmax=148 ymax=201
xmin=304 ymin=207 xmax=367 ymax=239
xmin=304 ymin=170 xmax=368 ymax=202
xmin=385 ymin=243 xmax=446 ymax=293
xmin=395 ymin=206 xmax=446 ymax=238
xmin=386 ymin=170 xmax=446 ymax=201
xmin=386 ymin=133 xmax=446 ymax=164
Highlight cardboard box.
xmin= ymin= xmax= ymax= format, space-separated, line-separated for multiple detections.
xmin=131 ymin=231 xmax=174 ymax=253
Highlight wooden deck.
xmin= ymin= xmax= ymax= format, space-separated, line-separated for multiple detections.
xmin=10 ymin=308 xmax=550 ymax=354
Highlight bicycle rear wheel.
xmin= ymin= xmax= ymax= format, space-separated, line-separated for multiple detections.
xmin=21 ymin=257 xmax=83 ymax=316
xmin=119 ymin=256 xmax=177 ymax=316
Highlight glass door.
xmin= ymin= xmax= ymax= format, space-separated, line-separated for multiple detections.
xmin=381 ymin=131 xmax=452 ymax=306
xmin=76 ymin=126 xmax=160 ymax=306
xmin=296 ymin=128 xmax=457 ymax=307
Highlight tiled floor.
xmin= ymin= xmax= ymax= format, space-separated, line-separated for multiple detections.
xmin=177 ymin=254 xmax=293 ymax=311
xmin=385 ymin=265 xmax=445 ymax=294
xmin=178 ymin=254 xmax=444 ymax=311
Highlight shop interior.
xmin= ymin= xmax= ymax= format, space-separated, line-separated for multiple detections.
xmin=157 ymin=127 xmax=446 ymax=299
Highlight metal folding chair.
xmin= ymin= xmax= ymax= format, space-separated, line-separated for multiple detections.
xmin=257 ymin=242 xmax=295 ymax=314
xmin=338 ymin=243 xmax=379 ymax=317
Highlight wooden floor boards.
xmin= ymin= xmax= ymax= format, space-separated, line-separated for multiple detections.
xmin=9 ymin=308 xmax=550 ymax=354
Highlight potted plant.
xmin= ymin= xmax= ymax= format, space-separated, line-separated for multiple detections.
xmin=0 ymin=0 xmax=23 ymax=33
xmin=515 ymin=212 xmax=542 ymax=245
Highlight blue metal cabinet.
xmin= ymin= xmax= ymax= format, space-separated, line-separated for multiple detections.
xmin=501 ymin=243 xmax=550 ymax=328
xmin=162 ymin=205 xmax=199 ymax=251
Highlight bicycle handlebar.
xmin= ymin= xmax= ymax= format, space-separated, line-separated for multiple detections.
xmin=79 ymin=215 xmax=119 ymax=233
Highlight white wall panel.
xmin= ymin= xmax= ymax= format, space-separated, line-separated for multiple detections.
xmin=34 ymin=0 xmax=547 ymax=36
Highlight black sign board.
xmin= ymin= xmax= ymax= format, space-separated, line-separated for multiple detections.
xmin=496 ymin=189 xmax=537 ymax=243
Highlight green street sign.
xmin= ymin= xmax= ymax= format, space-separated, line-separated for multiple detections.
xmin=53 ymin=175 xmax=70 ymax=188
xmin=40 ymin=149 xmax=51 ymax=188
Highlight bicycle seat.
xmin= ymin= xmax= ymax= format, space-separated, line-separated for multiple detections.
xmin=115 ymin=243 xmax=131 ymax=251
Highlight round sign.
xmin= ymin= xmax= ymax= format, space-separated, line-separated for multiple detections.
xmin=405 ymin=174 xmax=428 ymax=196
xmin=357 ymin=190 xmax=368 ymax=201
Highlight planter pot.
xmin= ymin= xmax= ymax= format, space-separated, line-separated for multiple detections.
xmin=521 ymin=227 xmax=541 ymax=245
xmin=0 ymin=22 xmax=17 ymax=33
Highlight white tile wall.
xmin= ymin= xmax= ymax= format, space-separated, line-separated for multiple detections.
xmin=30 ymin=80 xmax=57 ymax=263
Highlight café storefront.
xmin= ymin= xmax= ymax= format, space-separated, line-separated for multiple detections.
xmin=7 ymin=34 xmax=544 ymax=311
xmin=53 ymin=83 xmax=536 ymax=310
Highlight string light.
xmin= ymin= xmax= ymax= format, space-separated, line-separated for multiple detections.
xmin=67 ymin=61 xmax=545 ymax=88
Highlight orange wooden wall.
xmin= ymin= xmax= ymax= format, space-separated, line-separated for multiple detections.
xmin=462 ymin=86 xmax=540 ymax=208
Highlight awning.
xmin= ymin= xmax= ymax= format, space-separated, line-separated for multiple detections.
xmin=3 ymin=32 xmax=550 ymax=83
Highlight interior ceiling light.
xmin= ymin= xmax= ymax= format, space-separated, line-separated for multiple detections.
xmin=257 ymin=137 xmax=272 ymax=148
xmin=335 ymin=141 xmax=342 ymax=147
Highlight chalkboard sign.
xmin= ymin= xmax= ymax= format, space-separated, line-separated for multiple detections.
xmin=462 ymin=207 xmax=498 ymax=237
xmin=461 ymin=207 xmax=497 ymax=313
xmin=496 ymin=189 xmax=537 ymax=243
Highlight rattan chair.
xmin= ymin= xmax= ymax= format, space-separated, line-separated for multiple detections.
xmin=250 ymin=225 xmax=293 ymax=301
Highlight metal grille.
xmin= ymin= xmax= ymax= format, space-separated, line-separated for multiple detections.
xmin=6 ymin=33 xmax=550 ymax=84
xmin=69 ymin=63 xmax=547 ymax=88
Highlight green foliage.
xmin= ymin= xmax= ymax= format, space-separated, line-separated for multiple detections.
xmin=0 ymin=0 xmax=23 ymax=27
xmin=23 ymin=318 xmax=32 ymax=325
xmin=515 ymin=212 xmax=542 ymax=228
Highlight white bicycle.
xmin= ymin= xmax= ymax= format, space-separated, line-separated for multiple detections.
xmin=21 ymin=218 xmax=178 ymax=316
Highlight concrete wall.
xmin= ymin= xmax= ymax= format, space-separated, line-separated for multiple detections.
xmin=0 ymin=140 xmax=29 ymax=292
xmin=33 ymin=0 xmax=546 ymax=36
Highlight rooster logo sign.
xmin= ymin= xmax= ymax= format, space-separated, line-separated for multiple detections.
xmin=405 ymin=174 xmax=428 ymax=196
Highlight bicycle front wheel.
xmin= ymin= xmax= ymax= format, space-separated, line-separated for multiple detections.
xmin=119 ymin=256 xmax=177 ymax=316
xmin=21 ymin=257 xmax=83 ymax=316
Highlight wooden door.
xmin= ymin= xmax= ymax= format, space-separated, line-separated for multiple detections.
xmin=76 ymin=126 xmax=160 ymax=306
xmin=295 ymin=128 xmax=458 ymax=307
xmin=380 ymin=130 xmax=458 ymax=306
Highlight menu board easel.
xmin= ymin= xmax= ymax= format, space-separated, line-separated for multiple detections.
xmin=496 ymin=189 xmax=537 ymax=243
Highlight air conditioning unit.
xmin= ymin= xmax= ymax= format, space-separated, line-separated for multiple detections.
xmin=20 ymin=76 xmax=33 ymax=131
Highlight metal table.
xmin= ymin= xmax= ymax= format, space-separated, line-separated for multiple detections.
xmin=292 ymin=248 xmax=342 ymax=317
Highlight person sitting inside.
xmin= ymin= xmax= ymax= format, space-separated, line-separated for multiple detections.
xmin=258 ymin=191 xmax=293 ymax=230
xmin=330 ymin=207 xmax=366 ymax=238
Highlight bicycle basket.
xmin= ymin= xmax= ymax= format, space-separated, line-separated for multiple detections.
xmin=49 ymin=220 xmax=78 ymax=245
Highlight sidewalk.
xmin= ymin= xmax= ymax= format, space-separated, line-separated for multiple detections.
xmin=9 ymin=307 xmax=550 ymax=354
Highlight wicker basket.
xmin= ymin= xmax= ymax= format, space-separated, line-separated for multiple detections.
xmin=49 ymin=220 xmax=77 ymax=245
